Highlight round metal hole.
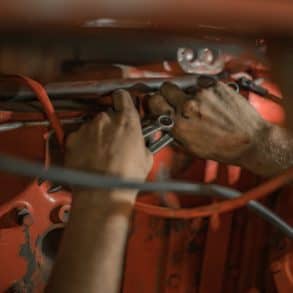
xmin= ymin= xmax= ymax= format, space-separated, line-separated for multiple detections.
xmin=41 ymin=226 xmax=64 ymax=261
xmin=227 ymin=82 xmax=240 ymax=93
xmin=158 ymin=115 xmax=174 ymax=128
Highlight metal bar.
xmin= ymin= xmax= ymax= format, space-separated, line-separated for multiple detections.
xmin=0 ymin=117 xmax=84 ymax=132
xmin=0 ymin=76 xmax=200 ymax=100
xmin=0 ymin=154 xmax=292 ymax=238
xmin=149 ymin=134 xmax=174 ymax=154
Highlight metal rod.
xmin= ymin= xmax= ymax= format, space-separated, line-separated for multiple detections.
xmin=0 ymin=117 xmax=84 ymax=132
xmin=0 ymin=76 xmax=200 ymax=100
xmin=0 ymin=153 xmax=292 ymax=238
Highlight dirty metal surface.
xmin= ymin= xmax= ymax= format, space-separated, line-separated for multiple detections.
xmin=0 ymin=74 xmax=292 ymax=293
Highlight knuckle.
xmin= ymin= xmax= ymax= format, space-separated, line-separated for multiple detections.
xmin=93 ymin=112 xmax=109 ymax=125
xmin=148 ymin=94 xmax=174 ymax=116
xmin=182 ymin=99 xmax=199 ymax=117
xmin=118 ymin=110 xmax=140 ymax=128
xmin=118 ymin=113 xmax=128 ymax=125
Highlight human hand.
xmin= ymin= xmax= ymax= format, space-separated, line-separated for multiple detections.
xmin=148 ymin=81 xmax=271 ymax=165
xmin=50 ymin=90 xmax=153 ymax=293
xmin=65 ymin=89 xmax=153 ymax=181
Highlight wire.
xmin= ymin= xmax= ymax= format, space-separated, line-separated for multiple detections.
xmin=0 ymin=154 xmax=292 ymax=238
xmin=0 ymin=75 xmax=64 ymax=146
xmin=0 ymin=75 xmax=292 ymax=237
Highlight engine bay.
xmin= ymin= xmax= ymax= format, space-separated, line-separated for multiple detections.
xmin=0 ymin=28 xmax=292 ymax=293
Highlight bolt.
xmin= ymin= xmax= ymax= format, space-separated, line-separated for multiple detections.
xmin=198 ymin=48 xmax=214 ymax=64
xmin=184 ymin=48 xmax=194 ymax=61
xmin=17 ymin=208 xmax=33 ymax=227
xmin=58 ymin=205 xmax=71 ymax=223
xmin=158 ymin=115 xmax=173 ymax=127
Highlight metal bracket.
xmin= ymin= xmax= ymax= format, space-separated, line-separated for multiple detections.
xmin=177 ymin=48 xmax=225 ymax=75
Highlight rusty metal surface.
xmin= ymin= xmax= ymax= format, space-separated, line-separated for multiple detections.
xmin=0 ymin=65 xmax=292 ymax=293
xmin=0 ymin=76 xmax=200 ymax=100
xmin=0 ymin=126 xmax=71 ymax=292
xmin=0 ymin=125 xmax=292 ymax=292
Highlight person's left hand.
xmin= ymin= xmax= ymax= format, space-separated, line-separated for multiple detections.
xmin=148 ymin=81 xmax=270 ymax=165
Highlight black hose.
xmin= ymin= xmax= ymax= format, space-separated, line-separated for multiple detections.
xmin=0 ymin=154 xmax=292 ymax=238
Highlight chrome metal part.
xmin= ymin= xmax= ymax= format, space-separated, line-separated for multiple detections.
xmin=0 ymin=117 xmax=85 ymax=132
xmin=142 ymin=115 xmax=174 ymax=138
xmin=142 ymin=115 xmax=174 ymax=154
xmin=177 ymin=48 xmax=225 ymax=75
xmin=148 ymin=133 xmax=174 ymax=154
xmin=227 ymin=81 xmax=240 ymax=92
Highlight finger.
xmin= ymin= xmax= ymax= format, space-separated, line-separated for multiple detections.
xmin=92 ymin=112 xmax=111 ymax=125
xmin=182 ymin=99 xmax=200 ymax=119
xmin=213 ymin=81 xmax=244 ymax=104
xmin=113 ymin=89 xmax=141 ymax=129
xmin=196 ymin=88 xmax=234 ymax=126
xmin=107 ymin=107 xmax=115 ymax=119
xmin=160 ymin=82 xmax=187 ymax=109
xmin=67 ymin=121 xmax=91 ymax=144
xmin=148 ymin=94 xmax=175 ymax=116
xmin=90 ymin=112 xmax=111 ymax=134
xmin=113 ymin=89 xmax=136 ymax=114
xmin=196 ymin=87 xmax=245 ymax=132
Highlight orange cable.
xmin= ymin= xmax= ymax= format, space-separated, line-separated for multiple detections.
xmin=0 ymin=74 xmax=64 ymax=146
xmin=135 ymin=167 xmax=293 ymax=218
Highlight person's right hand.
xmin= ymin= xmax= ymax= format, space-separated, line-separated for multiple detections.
xmin=66 ymin=89 xmax=153 ymax=181
xmin=148 ymin=81 xmax=271 ymax=165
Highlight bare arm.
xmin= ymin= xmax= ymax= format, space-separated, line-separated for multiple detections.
xmin=46 ymin=90 xmax=153 ymax=293
xmin=241 ymin=124 xmax=293 ymax=176
xmin=148 ymin=81 xmax=293 ymax=177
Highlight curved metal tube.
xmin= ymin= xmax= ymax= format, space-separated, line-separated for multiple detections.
xmin=0 ymin=154 xmax=291 ymax=238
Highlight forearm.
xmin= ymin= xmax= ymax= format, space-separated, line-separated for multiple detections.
xmin=46 ymin=190 xmax=136 ymax=293
xmin=241 ymin=125 xmax=293 ymax=177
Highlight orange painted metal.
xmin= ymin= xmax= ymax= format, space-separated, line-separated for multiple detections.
xmin=2 ymin=1 xmax=293 ymax=38
xmin=0 ymin=73 xmax=292 ymax=293
xmin=0 ymin=126 xmax=71 ymax=292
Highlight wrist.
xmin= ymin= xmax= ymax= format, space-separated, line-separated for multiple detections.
xmin=71 ymin=189 xmax=138 ymax=214
xmin=239 ymin=124 xmax=288 ymax=177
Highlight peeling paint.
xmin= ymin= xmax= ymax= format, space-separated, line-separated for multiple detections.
xmin=18 ymin=227 xmax=37 ymax=292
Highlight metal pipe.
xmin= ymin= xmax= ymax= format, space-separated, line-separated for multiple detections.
xmin=0 ymin=76 xmax=200 ymax=100
xmin=0 ymin=154 xmax=292 ymax=238
xmin=0 ymin=117 xmax=84 ymax=132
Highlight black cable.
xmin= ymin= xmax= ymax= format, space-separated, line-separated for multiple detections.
xmin=0 ymin=154 xmax=292 ymax=238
